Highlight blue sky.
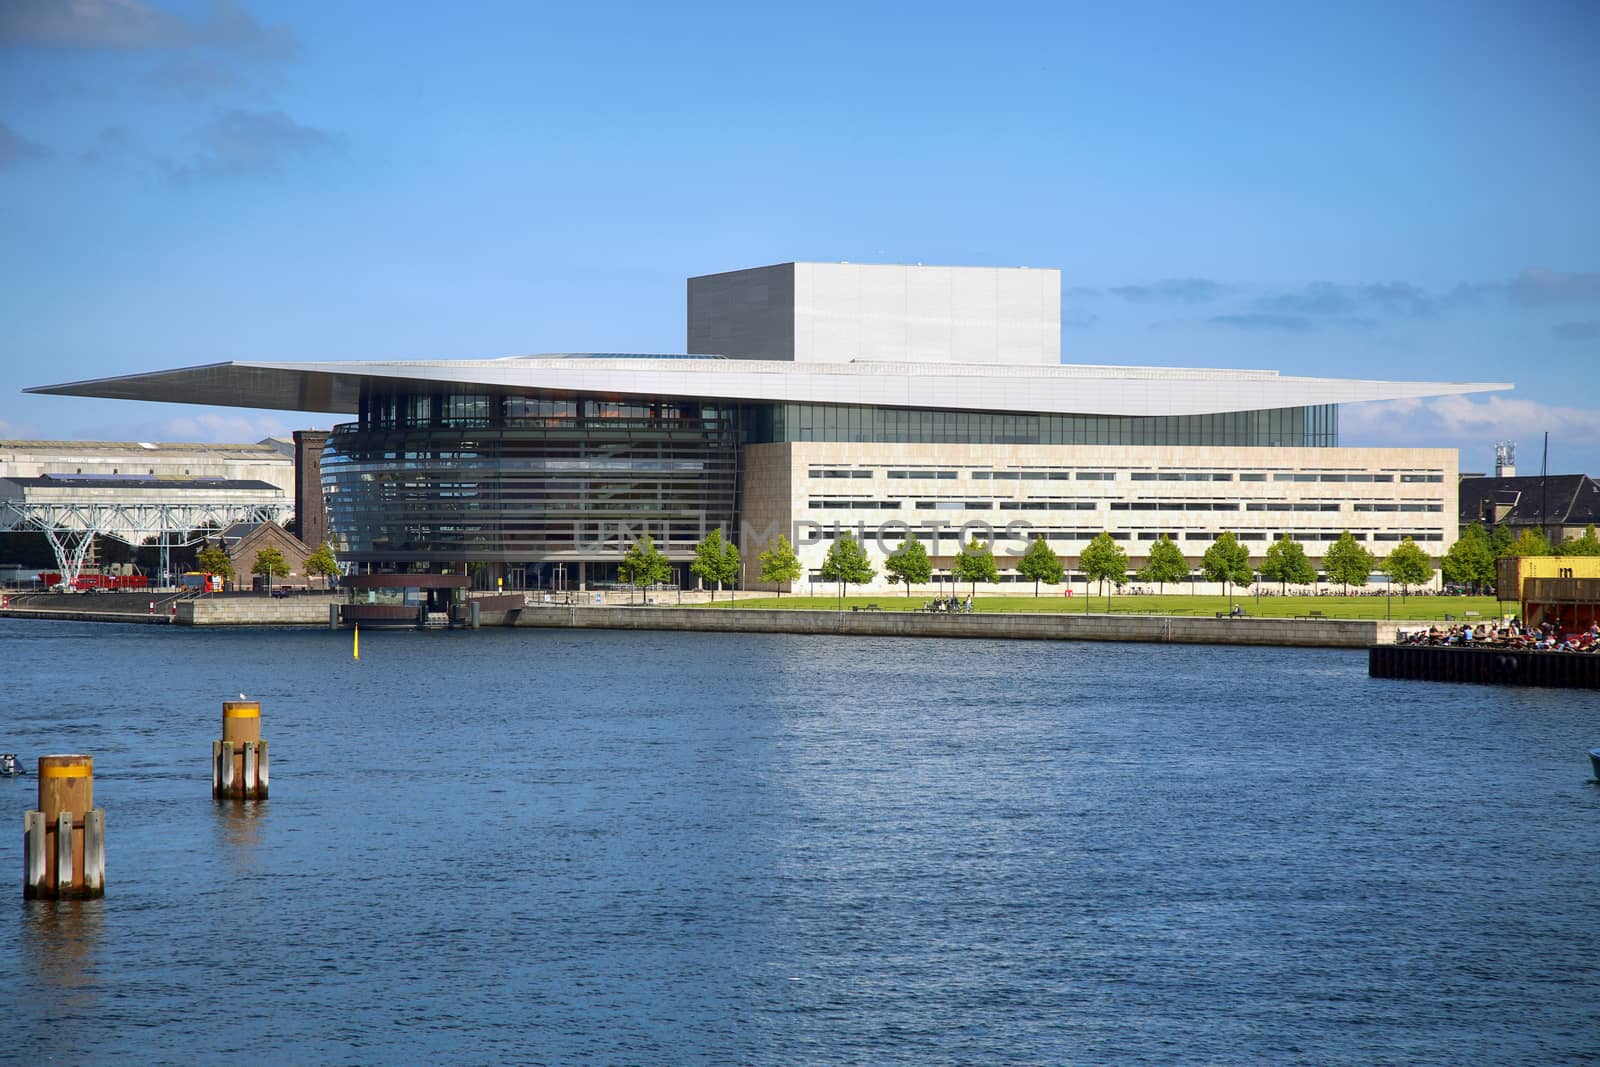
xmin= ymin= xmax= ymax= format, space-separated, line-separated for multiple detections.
xmin=2 ymin=0 xmax=1596 ymax=475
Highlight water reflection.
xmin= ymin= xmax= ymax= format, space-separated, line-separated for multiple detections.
xmin=20 ymin=898 xmax=102 ymax=991
xmin=212 ymin=798 xmax=267 ymax=860
xmin=17 ymin=900 xmax=103 ymax=1061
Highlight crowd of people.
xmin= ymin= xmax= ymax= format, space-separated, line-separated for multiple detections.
xmin=1399 ymin=618 xmax=1600 ymax=652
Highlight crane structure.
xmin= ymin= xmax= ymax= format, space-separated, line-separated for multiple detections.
xmin=0 ymin=499 xmax=292 ymax=588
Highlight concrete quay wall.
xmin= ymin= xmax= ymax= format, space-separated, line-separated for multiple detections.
xmin=176 ymin=596 xmax=338 ymax=626
xmin=0 ymin=605 xmax=170 ymax=625
xmin=513 ymin=605 xmax=1400 ymax=648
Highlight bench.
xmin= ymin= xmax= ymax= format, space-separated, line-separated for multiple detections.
xmin=1296 ymin=610 xmax=1327 ymax=619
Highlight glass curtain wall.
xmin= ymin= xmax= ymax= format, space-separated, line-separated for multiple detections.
xmin=325 ymin=391 xmax=739 ymax=568
xmin=745 ymin=403 xmax=1338 ymax=447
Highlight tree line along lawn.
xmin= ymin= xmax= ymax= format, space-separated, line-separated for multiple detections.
xmin=702 ymin=593 xmax=1507 ymax=621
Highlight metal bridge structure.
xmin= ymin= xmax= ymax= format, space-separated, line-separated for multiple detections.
xmin=0 ymin=499 xmax=292 ymax=588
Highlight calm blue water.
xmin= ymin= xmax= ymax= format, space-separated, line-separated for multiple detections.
xmin=2 ymin=618 xmax=1597 ymax=1065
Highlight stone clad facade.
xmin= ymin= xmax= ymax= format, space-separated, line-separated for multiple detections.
xmin=740 ymin=442 xmax=1457 ymax=592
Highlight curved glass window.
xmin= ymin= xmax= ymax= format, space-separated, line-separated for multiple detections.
xmin=325 ymin=390 xmax=739 ymax=566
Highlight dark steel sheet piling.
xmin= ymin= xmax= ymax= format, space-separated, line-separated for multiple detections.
xmin=1369 ymin=645 xmax=1600 ymax=688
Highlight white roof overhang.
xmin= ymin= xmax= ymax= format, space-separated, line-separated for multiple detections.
xmin=27 ymin=355 xmax=1510 ymax=418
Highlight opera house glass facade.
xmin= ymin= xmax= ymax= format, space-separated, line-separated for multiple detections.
xmin=322 ymin=387 xmax=739 ymax=587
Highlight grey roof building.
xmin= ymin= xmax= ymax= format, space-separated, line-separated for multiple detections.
xmin=1458 ymin=474 xmax=1600 ymax=542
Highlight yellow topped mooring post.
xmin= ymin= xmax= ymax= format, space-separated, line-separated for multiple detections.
xmin=25 ymin=754 xmax=106 ymax=899
xmin=214 ymin=699 xmax=269 ymax=800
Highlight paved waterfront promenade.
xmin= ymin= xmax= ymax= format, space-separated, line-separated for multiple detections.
xmin=3 ymin=592 xmax=1402 ymax=647
xmin=509 ymin=604 xmax=1401 ymax=648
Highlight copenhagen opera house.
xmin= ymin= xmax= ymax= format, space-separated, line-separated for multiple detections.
xmin=31 ymin=262 xmax=1506 ymax=593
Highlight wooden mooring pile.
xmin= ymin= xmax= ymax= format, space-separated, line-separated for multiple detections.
xmin=21 ymin=698 xmax=277 ymax=899
xmin=24 ymin=755 xmax=106 ymax=900
xmin=214 ymin=700 xmax=269 ymax=800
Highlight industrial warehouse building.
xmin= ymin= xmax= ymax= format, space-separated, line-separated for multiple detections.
xmin=27 ymin=262 xmax=1507 ymax=593
xmin=0 ymin=438 xmax=295 ymax=489
xmin=0 ymin=439 xmax=298 ymax=585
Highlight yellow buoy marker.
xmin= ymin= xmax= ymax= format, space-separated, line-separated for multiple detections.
xmin=353 ymin=625 xmax=359 ymax=661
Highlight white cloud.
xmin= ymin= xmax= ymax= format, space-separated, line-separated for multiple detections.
xmin=0 ymin=0 xmax=296 ymax=59
xmin=95 ymin=411 xmax=297 ymax=443
xmin=1345 ymin=395 xmax=1582 ymax=438
xmin=1343 ymin=394 xmax=1600 ymax=473
xmin=167 ymin=109 xmax=343 ymax=181
xmin=0 ymin=417 xmax=43 ymax=440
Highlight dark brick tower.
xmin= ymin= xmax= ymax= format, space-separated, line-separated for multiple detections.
xmin=292 ymin=429 xmax=332 ymax=549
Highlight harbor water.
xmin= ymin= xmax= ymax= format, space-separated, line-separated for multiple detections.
xmin=2 ymin=619 xmax=1597 ymax=1064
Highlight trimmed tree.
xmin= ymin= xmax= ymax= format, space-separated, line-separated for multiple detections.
xmin=1489 ymin=524 xmax=1515 ymax=559
xmin=304 ymin=541 xmax=340 ymax=591
xmin=619 ymin=534 xmax=673 ymax=602
xmin=951 ymin=537 xmax=999 ymax=598
xmin=1079 ymin=531 xmax=1128 ymax=608
xmin=1136 ymin=534 xmax=1188 ymax=594
xmin=195 ymin=544 xmax=234 ymax=592
xmin=820 ymin=531 xmax=875 ymax=609
xmin=1558 ymin=524 xmax=1600 ymax=556
xmin=757 ymin=534 xmax=802 ymax=596
xmin=1015 ymin=536 xmax=1064 ymax=597
xmin=1504 ymin=527 xmax=1553 ymax=557
xmin=691 ymin=528 xmax=741 ymax=605
xmin=1260 ymin=534 xmax=1316 ymax=594
xmin=1323 ymin=530 xmax=1374 ymax=594
xmin=884 ymin=534 xmax=932 ymax=597
xmin=1381 ymin=537 xmax=1434 ymax=600
xmin=1441 ymin=522 xmax=1496 ymax=593
xmin=1200 ymin=531 xmax=1252 ymax=607
xmin=252 ymin=546 xmax=290 ymax=594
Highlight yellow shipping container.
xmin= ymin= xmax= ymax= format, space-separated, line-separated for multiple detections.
xmin=1497 ymin=555 xmax=1600 ymax=598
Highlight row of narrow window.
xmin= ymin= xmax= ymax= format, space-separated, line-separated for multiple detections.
xmin=806 ymin=527 xmax=1445 ymax=544
xmin=809 ymin=468 xmax=1443 ymax=483
xmin=808 ymin=499 xmax=1443 ymax=514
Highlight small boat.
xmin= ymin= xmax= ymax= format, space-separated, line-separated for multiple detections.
xmin=0 ymin=753 xmax=25 ymax=777
xmin=1590 ymin=748 xmax=1600 ymax=782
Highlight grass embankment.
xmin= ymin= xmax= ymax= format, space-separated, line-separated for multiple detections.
xmin=699 ymin=592 xmax=1505 ymax=621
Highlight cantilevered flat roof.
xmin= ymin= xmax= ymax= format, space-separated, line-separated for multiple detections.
xmin=27 ymin=354 xmax=1510 ymax=418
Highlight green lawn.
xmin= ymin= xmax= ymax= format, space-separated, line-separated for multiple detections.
xmin=702 ymin=592 xmax=1507 ymax=621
